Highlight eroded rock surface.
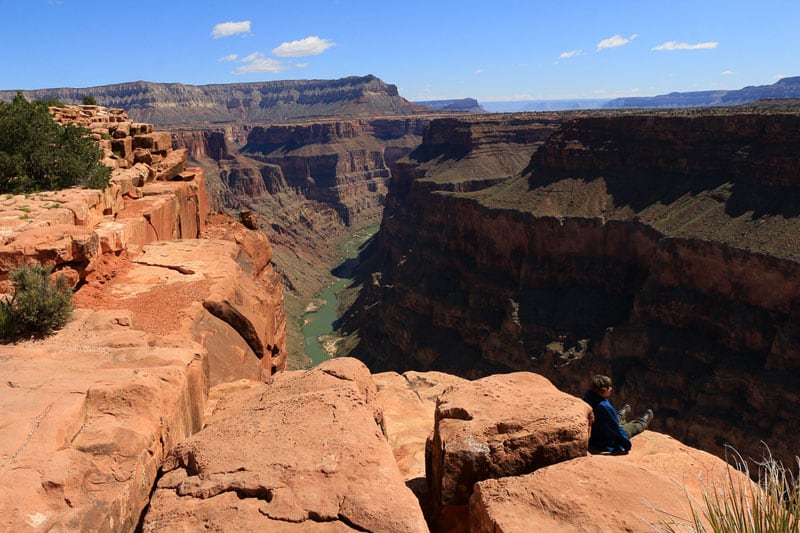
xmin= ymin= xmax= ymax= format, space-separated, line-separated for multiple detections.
xmin=0 ymin=107 xmax=286 ymax=531
xmin=3 ymin=75 xmax=429 ymax=125
xmin=470 ymin=431 xmax=751 ymax=533
xmin=373 ymin=370 xmax=750 ymax=533
xmin=428 ymin=372 xmax=591 ymax=530
xmin=143 ymin=358 xmax=428 ymax=532
xmin=0 ymin=309 xmax=209 ymax=532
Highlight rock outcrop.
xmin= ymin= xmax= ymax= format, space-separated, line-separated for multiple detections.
xmin=374 ymin=370 xmax=752 ymax=532
xmin=1 ymin=104 xmax=206 ymax=288
xmin=469 ymin=431 xmax=743 ymax=532
xmin=143 ymin=358 xmax=428 ymax=532
xmin=349 ymin=108 xmax=800 ymax=470
xmin=428 ymin=372 xmax=591 ymax=530
xmin=0 ymin=106 xmax=286 ymax=530
xmin=1 ymin=76 xmax=429 ymax=125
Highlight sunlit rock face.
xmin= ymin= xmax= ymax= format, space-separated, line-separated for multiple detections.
xmin=0 ymin=75 xmax=428 ymax=125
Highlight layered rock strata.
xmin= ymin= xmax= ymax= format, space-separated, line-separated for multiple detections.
xmin=2 ymin=76 xmax=429 ymax=125
xmin=351 ymin=109 xmax=800 ymax=469
xmin=0 ymin=107 xmax=286 ymax=530
xmin=1 ymin=104 xmax=204 ymax=288
xmin=172 ymin=117 xmax=427 ymax=228
xmin=170 ymin=117 xmax=432 ymax=310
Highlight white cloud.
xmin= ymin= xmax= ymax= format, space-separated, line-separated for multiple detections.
xmin=295 ymin=63 xmax=309 ymax=69
xmin=211 ymin=21 xmax=251 ymax=39
xmin=241 ymin=52 xmax=263 ymax=63
xmin=722 ymin=69 xmax=736 ymax=75
xmin=475 ymin=69 xmax=484 ymax=75
xmin=559 ymin=49 xmax=582 ymax=59
xmin=233 ymin=52 xmax=286 ymax=74
xmin=272 ymin=36 xmax=334 ymax=57
xmin=652 ymin=41 xmax=718 ymax=51
xmin=597 ymin=34 xmax=638 ymax=51
xmin=218 ymin=54 xmax=238 ymax=62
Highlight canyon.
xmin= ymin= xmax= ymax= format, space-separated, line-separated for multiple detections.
xmin=1 ymin=89 xmax=798 ymax=531
xmin=167 ymin=114 xmax=437 ymax=367
xmin=348 ymin=106 xmax=800 ymax=474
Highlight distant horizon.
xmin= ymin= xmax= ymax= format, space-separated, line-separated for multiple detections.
xmin=4 ymin=74 xmax=798 ymax=114
xmin=2 ymin=1 xmax=797 ymax=102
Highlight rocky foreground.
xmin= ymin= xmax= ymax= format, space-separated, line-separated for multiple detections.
xmin=0 ymin=106 xmax=752 ymax=531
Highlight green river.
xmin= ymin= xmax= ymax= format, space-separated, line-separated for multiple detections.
xmin=301 ymin=225 xmax=378 ymax=366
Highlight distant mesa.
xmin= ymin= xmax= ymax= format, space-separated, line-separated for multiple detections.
xmin=413 ymin=98 xmax=487 ymax=113
xmin=0 ymin=75 xmax=431 ymax=126
xmin=605 ymin=75 xmax=800 ymax=108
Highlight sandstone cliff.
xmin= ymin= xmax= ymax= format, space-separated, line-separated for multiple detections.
xmin=0 ymin=76 xmax=429 ymax=125
xmin=349 ymin=108 xmax=800 ymax=470
xmin=0 ymin=106 xmax=286 ymax=530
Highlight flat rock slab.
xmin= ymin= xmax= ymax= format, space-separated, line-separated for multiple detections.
xmin=0 ymin=309 xmax=208 ymax=532
xmin=470 ymin=431 xmax=752 ymax=532
xmin=76 ymin=238 xmax=285 ymax=384
xmin=142 ymin=358 xmax=429 ymax=532
xmin=429 ymin=372 xmax=592 ymax=507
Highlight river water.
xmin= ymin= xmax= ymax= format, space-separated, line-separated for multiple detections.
xmin=301 ymin=225 xmax=378 ymax=366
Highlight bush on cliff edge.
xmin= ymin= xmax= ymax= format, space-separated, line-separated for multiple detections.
xmin=0 ymin=92 xmax=111 ymax=193
xmin=0 ymin=265 xmax=74 ymax=341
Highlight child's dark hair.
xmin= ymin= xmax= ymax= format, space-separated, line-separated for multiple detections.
xmin=591 ymin=374 xmax=613 ymax=394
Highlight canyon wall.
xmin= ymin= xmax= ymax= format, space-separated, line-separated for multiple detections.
xmin=349 ymin=109 xmax=800 ymax=468
xmin=1 ymin=75 xmax=430 ymax=125
xmin=170 ymin=117 xmax=430 ymax=300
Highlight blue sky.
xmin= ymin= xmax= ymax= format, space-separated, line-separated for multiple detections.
xmin=1 ymin=0 xmax=797 ymax=102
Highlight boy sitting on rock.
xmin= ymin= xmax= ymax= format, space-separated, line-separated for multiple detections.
xmin=582 ymin=374 xmax=653 ymax=454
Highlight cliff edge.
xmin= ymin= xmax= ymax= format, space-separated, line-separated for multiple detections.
xmin=0 ymin=106 xmax=286 ymax=530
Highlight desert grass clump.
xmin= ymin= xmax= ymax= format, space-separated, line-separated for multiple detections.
xmin=658 ymin=445 xmax=800 ymax=533
xmin=0 ymin=264 xmax=74 ymax=341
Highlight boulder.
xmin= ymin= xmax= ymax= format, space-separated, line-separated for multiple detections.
xmin=133 ymin=131 xmax=172 ymax=152
xmin=469 ymin=431 xmax=754 ymax=532
xmin=428 ymin=372 xmax=592 ymax=512
xmin=142 ymin=358 xmax=428 ymax=532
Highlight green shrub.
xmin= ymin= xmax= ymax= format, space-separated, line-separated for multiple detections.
xmin=0 ymin=264 xmax=74 ymax=340
xmin=658 ymin=445 xmax=800 ymax=533
xmin=0 ymin=92 xmax=111 ymax=193
xmin=81 ymin=95 xmax=97 ymax=105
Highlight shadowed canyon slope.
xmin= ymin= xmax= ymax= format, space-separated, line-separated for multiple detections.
xmin=347 ymin=107 xmax=800 ymax=470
